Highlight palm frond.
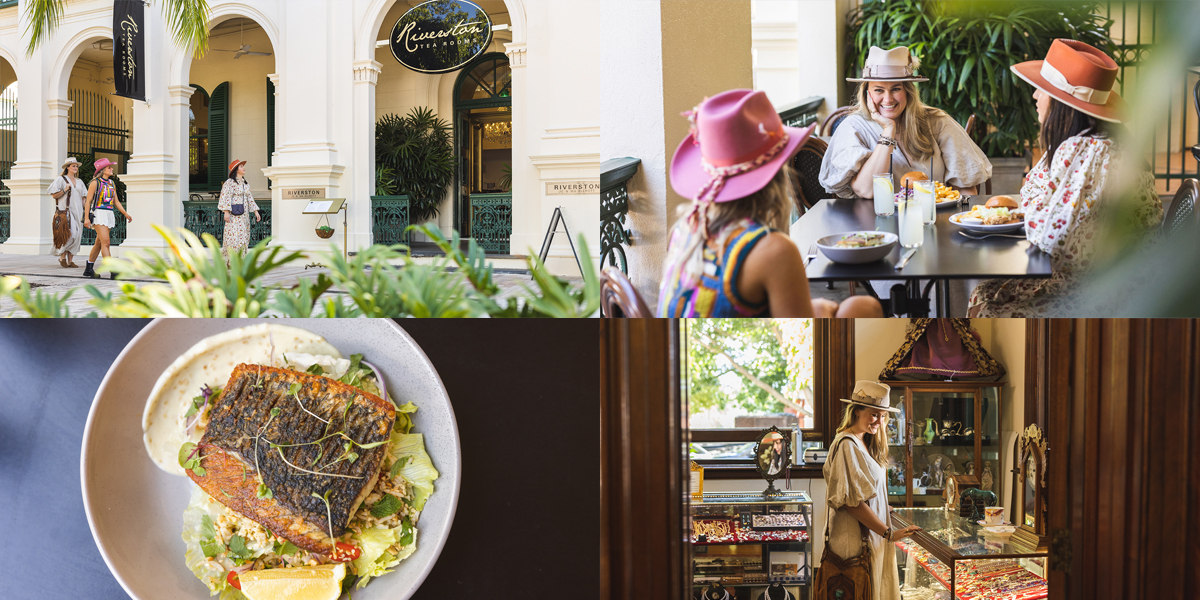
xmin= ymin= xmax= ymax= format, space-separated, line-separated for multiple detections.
xmin=159 ymin=0 xmax=212 ymax=57
xmin=23 ymin=0 xmax=66 ymax=57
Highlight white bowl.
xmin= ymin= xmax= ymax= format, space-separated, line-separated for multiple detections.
xmin=81 ymin=320 xmax=461 ymax=600
xmin=816 ymin=231 xmax=899 ymax=264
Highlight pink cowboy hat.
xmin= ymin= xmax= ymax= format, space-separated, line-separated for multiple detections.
xmin=670 ymin=89 xmax=815 ymax=203
xmin=93 ymin=158 xmax=114 ymax=173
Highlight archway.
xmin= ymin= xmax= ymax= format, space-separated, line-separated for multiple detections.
xmin=0 ymin=54 xmax=15 ymax=244
xmin=183 ymin=15 xmax=276 ymax=246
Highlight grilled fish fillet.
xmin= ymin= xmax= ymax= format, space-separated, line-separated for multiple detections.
xmin=188 ymin=364 xmax=396 ymax=554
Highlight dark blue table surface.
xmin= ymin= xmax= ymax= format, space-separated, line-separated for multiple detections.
xmin=0 ymin=320 xmax=599 ymax=600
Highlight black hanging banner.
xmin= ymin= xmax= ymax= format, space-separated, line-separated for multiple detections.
xmin=112 ymin=0 xmax=145 ymax=101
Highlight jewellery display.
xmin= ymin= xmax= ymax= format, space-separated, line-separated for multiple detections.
xmin=751 ymin=513 xmax=808 ymax=530
xmin=895 ymin=537 xmax=1048 ymax=600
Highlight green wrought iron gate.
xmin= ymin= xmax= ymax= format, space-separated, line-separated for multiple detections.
xmin=0 ymin=84 xmax=14 ymax=243
xmin=69 ymin=89 xmax=130 ymax=246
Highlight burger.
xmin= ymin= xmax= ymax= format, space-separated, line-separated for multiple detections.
xmin=985 ymin=195 xmax=1019 ymax=209
xmin=900 ymin=171 xmax=929 ymax=188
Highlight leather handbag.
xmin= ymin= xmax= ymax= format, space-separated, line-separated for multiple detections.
xmin=814 ymin=437 xmax=875 ymax=600
xmin=51 ymin=176 xmax=72 ymax=249
xmin=230 ymin=180 xmax=245 ymax=215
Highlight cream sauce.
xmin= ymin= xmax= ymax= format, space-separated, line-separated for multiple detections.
xmin=143 ymin=324 xmax=342 ymax=476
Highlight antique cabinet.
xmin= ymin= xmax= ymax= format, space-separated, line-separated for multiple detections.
xmin=889 ymin=508 xmax=1048 ymax=600
xmin=690 ymin=491 xmax=812 ymax=600
xmin=882 ymin=382 xmax=1004 ymax=508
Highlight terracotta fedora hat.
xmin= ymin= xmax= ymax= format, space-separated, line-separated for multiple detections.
xmin=1010 ymin=39 xmax=1124 ymax=123
xmin=839 ymin=380 xmax=900 ymax=413
xmin=670 ymin=89 xmax=815 ymax=204
xmin=847 ymin=46 xmax=928 ymax=83
xmin=227 ymin=159 xmax=248 ymax=173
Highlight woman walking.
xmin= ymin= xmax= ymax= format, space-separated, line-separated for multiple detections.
xmin=821 ymin=381 xmax=921 ymax=600
xmin=218 ymin=159 xmax=261 ymax=260
xmin=82 ymin=158 xmax=132 ymax=279
xmin=48 ymin=157 xmax=86 ymax=268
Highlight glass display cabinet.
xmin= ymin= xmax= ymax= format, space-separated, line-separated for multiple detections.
xmin=883 ymin=382 xmax=1004 ymax=508
xmin=890 ymin=508 xmax=1048 ymax=600
xmin=690 ymin=491 xmax=812 ymax=599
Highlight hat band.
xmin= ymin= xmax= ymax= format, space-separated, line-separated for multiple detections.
xmin=863 ymin=64 xmax=913 ymax=79
xmin=1040 ymin=61 xmax=1110 ymax=105
xmin=852 ymin=390 xmax=885 ymax=407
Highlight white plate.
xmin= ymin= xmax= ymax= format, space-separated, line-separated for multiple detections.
xmin=949 ymin=211 xmax=1026 ymax=234
xmin=984 ymin=525 xmax=1017 ymax=535
xmin=81 ymin=320 xmax=461 ymax=600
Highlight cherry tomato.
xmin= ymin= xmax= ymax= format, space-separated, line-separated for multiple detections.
xmin=331 ymin=542 xmax=361 ymax=562
xmin=227 ymin=570 xmax=241 ymax=590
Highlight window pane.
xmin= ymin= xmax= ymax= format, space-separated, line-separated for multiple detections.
xmin=687 ymin=318 xmax=815 ymax=430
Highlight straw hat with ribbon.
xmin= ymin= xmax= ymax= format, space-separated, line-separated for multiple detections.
xmin=663 ymin=89 xmax=815 ymax=292
xmin=847 ymin=46 xmax=928 ymax=83
xmin=61 ymin=157 xmax=81 ymax=169
xmin=1010 ymin=39 xmax=1124 ymax=123
xmin=839 ymin=380 xmax=900 ymax=413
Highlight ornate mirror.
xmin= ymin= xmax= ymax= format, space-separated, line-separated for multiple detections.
xmin=1012 ymin=424 xmax=1048 ymax=550
xmin=754 ymin=426 xmax=791 ymax=496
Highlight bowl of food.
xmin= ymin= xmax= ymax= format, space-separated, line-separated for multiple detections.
xmin=82 ymin=321 xmax=460 ymax=600
xmin=950 ymin=195 xmax=1025 ymax=233
xmin=815 ymin=231 xmax=898 ymax=264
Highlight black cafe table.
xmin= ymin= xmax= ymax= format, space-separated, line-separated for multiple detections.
xmin=789 ymin=196 xmax=1053 ymax=316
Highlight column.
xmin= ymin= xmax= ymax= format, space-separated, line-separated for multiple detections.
xmin=503 ymin=41 xmax=533 ymax=255
xmin=2 ymin=98 xmax=70 ymax=255
xmin=793 ymin=0 xmax=856 ymax=120
xmin=350 ymin=59 xmax=381 ymax=250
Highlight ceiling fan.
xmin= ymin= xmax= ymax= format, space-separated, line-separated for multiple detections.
xmin=212 ymin=21 xmax=272 ymax=59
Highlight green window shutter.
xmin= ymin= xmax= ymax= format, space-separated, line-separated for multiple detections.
xmin=208 ymin=81 xmax=229 ymax=191
xmin=266 ymin=77 xmax=275 ymax=167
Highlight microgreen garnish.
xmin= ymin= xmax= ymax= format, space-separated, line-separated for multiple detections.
xmin=178 ymin=442 xmax=206 ymax=477
xmin=370 ymin=494 xmax=403 ymax=519
xmin=311 ymin=489 xmax=336 ymax=553
xmin=256 ymin=483 xmax=273 ymax=499
xmin=184 ymin=394 xmax=205 ymax=418
xmin=275 ymin=446 xmax=364 ymax=479
xmin=253 ymin=407 xmax=283 ymax=490
xmin=289 ymin=382 xmax=329 ymax=424
xmin=220 ymin=489 xmax=233 ymax=498
xmin=306 ymin=364 xmax=325 ymax=376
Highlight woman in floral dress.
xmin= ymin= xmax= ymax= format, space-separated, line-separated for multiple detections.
xmin=217 ymin=159 xmax=261 ymax=260
xmin=968 ymin=40 xmax=1161 ymax=317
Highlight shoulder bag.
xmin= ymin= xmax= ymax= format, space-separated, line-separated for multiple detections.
xmin=51 ymin=176 xmax=72 ymax=249
xmin=230 ymin=180 xmax=245 ymax=216
xmin=813 ymin=436 xmax=875 ymax=600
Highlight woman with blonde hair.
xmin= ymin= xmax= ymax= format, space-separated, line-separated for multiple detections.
xmin=658 ymin=89 xmax=883 ymax=318
xmin=822 ymin=381 xmax=921 ymax=600
xmin=47 ymin=157 xmax=87 ymax=268
xmin=819 ymin=46 xmax=991 ymax=199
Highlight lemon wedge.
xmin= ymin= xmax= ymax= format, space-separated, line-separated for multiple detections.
xmin=238 ymin=563 xmax=346 ymax=600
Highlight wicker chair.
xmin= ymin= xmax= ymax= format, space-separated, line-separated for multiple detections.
xmin=601 ymin=266 xmax=652 ymax=318
xmin=821 ymin=105 xmax=857 ymax=137
xmin=1163 ymin=179 xmax=1199 ymax=238
xmin=791 ymin=136 xmax=829 ymax=217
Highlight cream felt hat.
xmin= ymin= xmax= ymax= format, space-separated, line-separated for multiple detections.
xmin=847 ymin=46 xmax=929 ymax=83
xmin=839 ymin=380 xmax=900 ymax=412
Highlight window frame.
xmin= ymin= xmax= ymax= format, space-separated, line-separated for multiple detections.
xmin=685 ymin=319 xmax=855 ymax=479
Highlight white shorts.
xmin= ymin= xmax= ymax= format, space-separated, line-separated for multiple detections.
xmin=92 ymin=209 xmax=116 ymax=229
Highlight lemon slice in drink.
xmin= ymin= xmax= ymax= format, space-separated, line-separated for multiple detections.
xmin=238 ymin=563 xmax=346 ymax=600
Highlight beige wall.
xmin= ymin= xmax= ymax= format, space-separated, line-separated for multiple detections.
xmin=67 ymin=59 xmax=134 ymax=165
xmin=189 ymin=24 xmax=275 ymax=195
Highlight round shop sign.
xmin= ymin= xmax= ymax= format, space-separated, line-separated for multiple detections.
xmin=389 ymin=0 xmax=494 ymax=74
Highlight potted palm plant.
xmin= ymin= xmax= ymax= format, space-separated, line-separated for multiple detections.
xmin=847 ymin=0 xmax=1116 ymax=193
xmin=375 ymin=107 xmax=455 ymax=242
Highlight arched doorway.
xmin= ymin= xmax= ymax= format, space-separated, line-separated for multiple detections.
xmin=454 ymin=52 xmax=511 ymax=253
xmin=0 ymin=54 xmax=16 ymax=244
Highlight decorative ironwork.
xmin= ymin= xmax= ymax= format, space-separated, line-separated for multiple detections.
xmin=371 ymin=195 xmax=411 ymax=245
xmin=0 ymin=84 xmax=15 ymax=207
xmin=183 ymin=199 xmax=273 ymax=247
xmin=67 ymin=89 xmax=129 ymax=159
xmin=81 ymin=212 xmax=127 ymax=247
xmin=470 ymin=193 xmax=512 ymax=254
xmin=601 ymin=158 xmax=640 ymax=273
xmin=0 ymin=204 xmax=9 ymax=243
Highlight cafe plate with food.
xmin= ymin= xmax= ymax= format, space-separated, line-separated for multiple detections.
xmin=950 ymin=195 xmax=1026 ymax=233
xmin=816 ymin=231 xmax=898 ymax=264
xmin=893 ymin=171 xmax=963 ymax=208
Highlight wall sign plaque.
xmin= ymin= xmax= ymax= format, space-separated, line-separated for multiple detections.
xmin=283 ymin=189 xmax=324 ymax=200
xmin=389 ymin=0 xmax=493 ymax=74
xmin=546 ymin=181 xmax=600 ymax=195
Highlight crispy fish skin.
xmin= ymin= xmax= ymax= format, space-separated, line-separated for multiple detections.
xmin=189 ymin=363 xmax=395 ymax=554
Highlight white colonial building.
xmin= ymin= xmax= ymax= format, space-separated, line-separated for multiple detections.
xmin=0 ymin=0 xmax=599 ymax=275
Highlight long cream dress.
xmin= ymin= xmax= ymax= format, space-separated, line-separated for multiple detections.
xmin=823 ymin=431 xmax=901 ymax=600
xmin=217 ymin=178 xmax=260 ymax=259
xmin=47 ymin=175 xmax=86 ymax=256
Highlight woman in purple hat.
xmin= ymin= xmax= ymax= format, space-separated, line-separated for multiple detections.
xmin=81 ymin=158 xmax=132 ymax=279
xmin=658 ymin=89 xmax=883 ymax=318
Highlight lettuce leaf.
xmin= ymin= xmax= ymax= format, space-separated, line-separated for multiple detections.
xmin=393 ymin=401 xmax=417 ymax=435
xmin=350 ymin=526 xmax=399 ymax=588
xmin=182 ymin=487 xmax=271 ymax=597
xmin=388 ymin=432 xmax=439 ymax=510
